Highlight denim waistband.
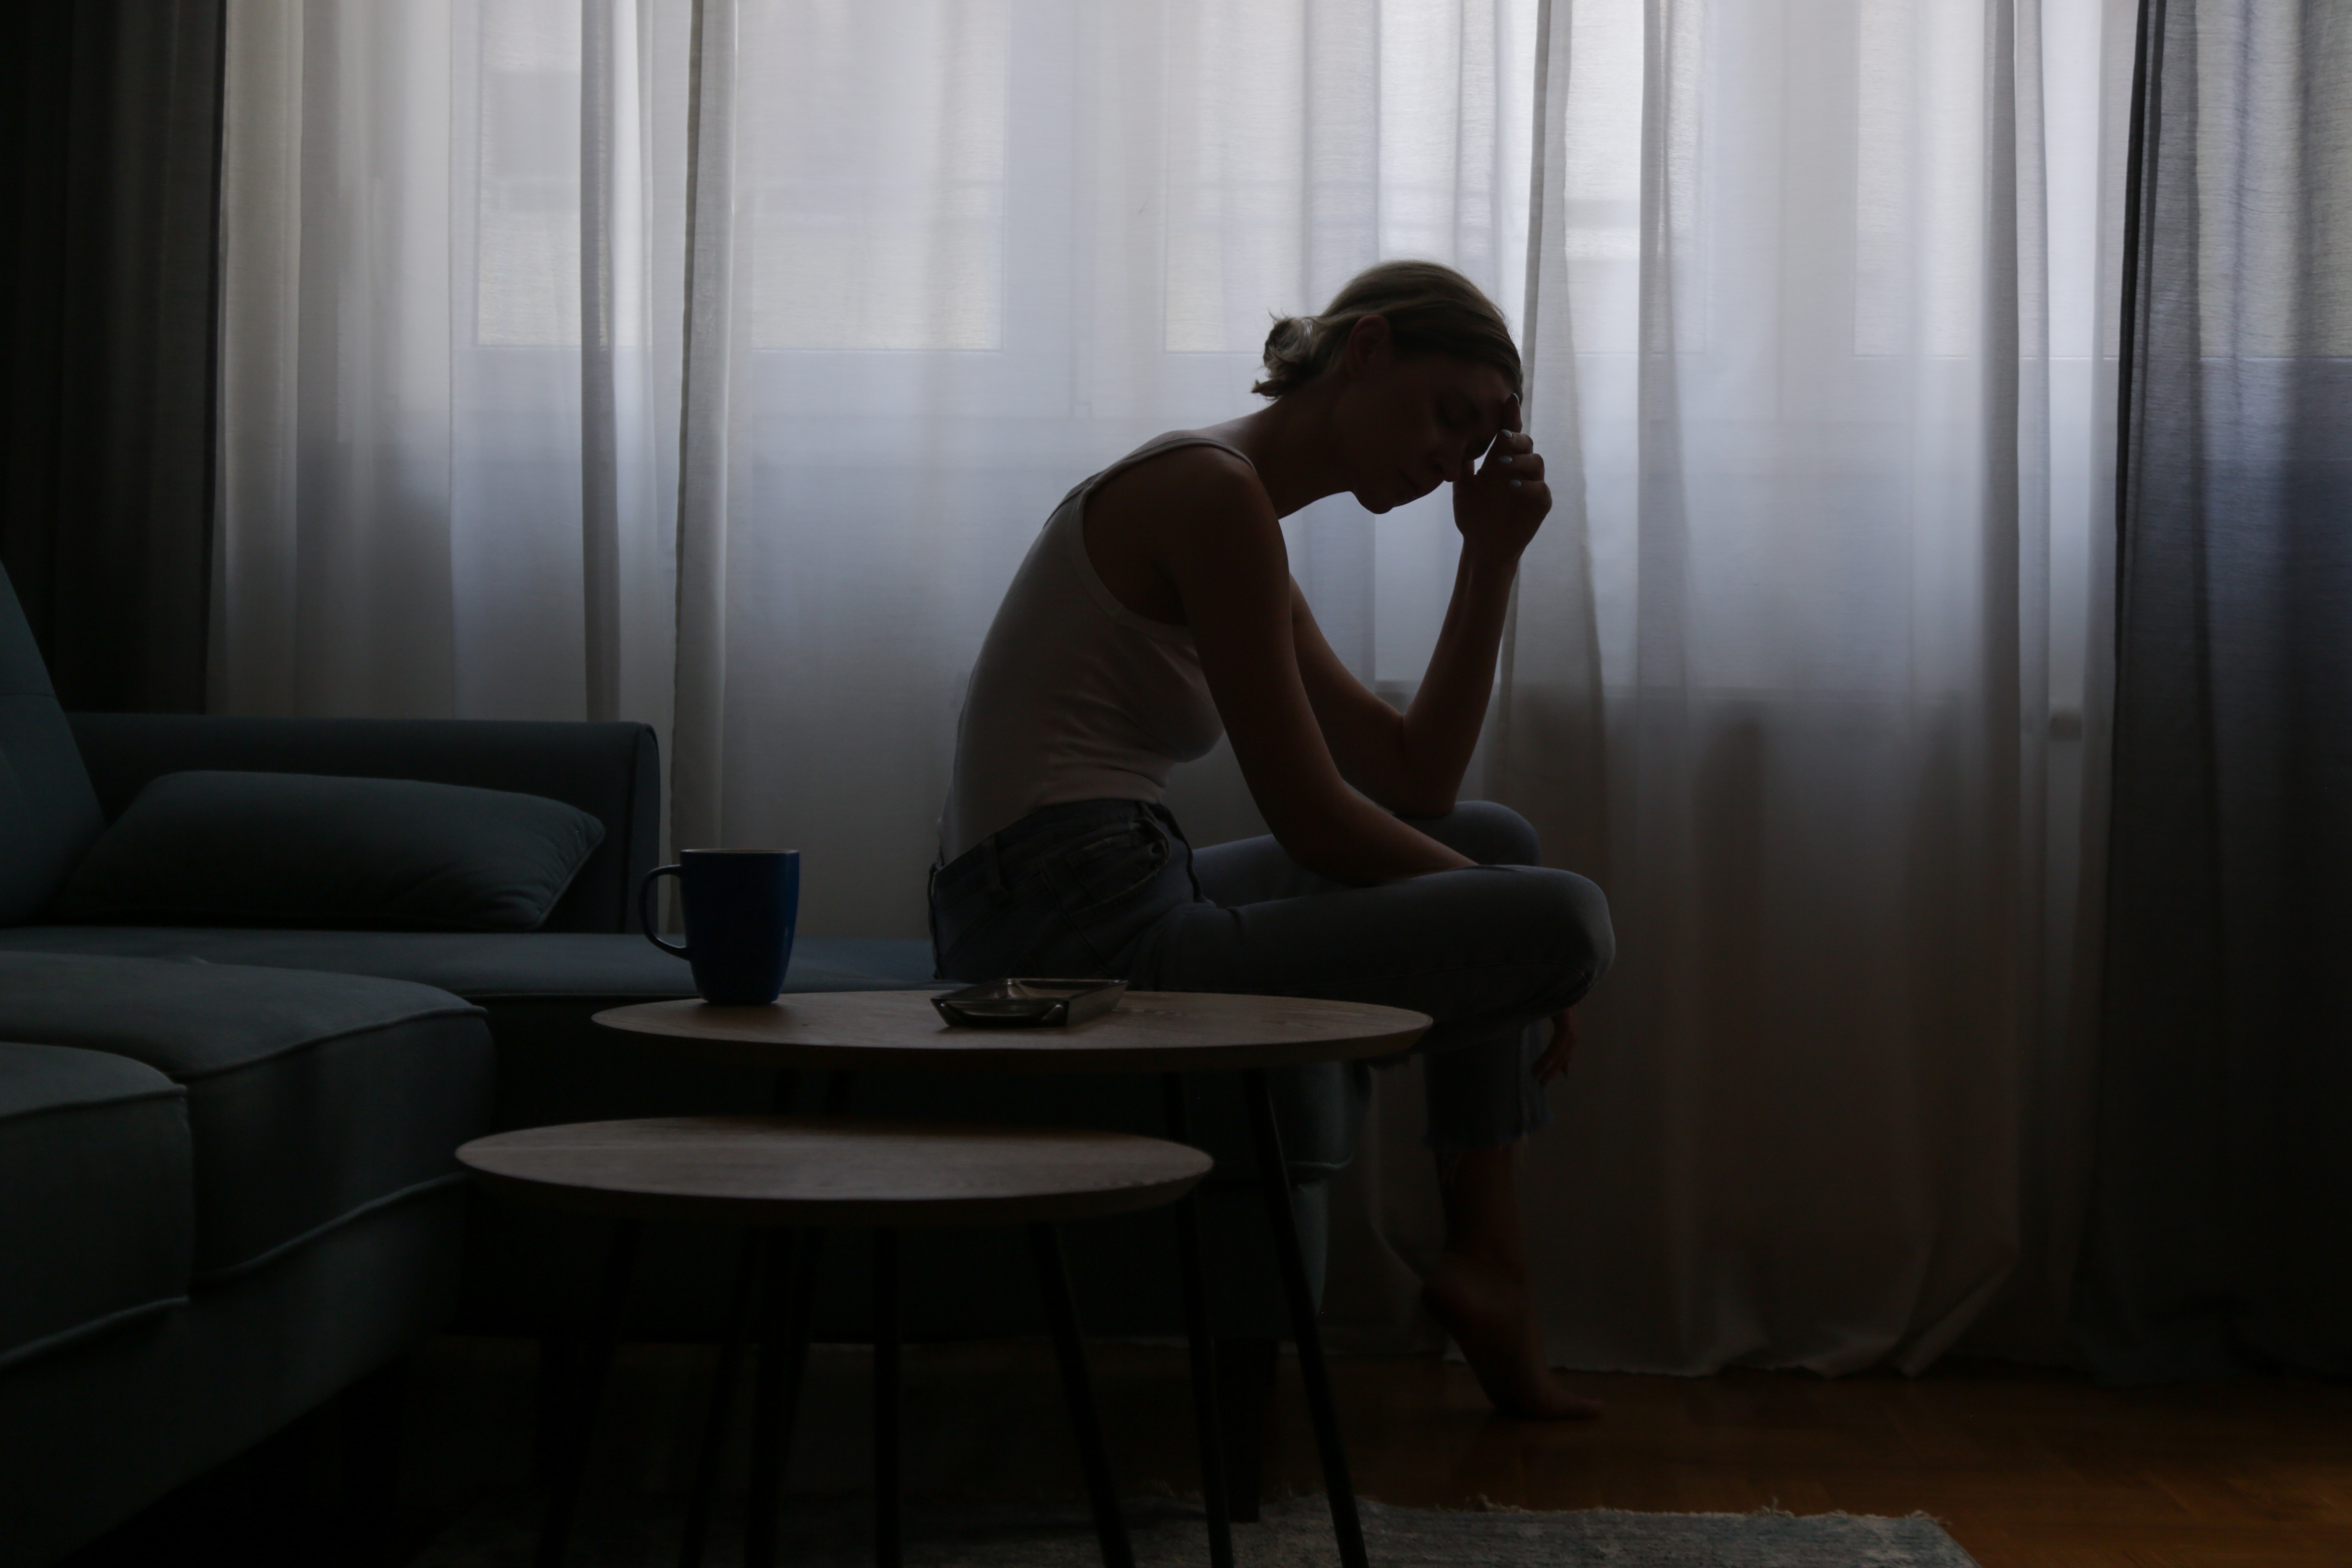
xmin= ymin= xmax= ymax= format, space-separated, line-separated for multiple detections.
xmin=929 ymin=798 xmax=1194 ymax=979
xmin=933 ymin=798 xmax=1187 ymax=899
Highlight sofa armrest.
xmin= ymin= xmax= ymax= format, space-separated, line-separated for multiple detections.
xmin=64 ymin=715 xmax=660 ymax=934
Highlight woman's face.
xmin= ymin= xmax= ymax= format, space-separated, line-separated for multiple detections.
xmin=1329 ymin=318 xmax=1518 ymax=514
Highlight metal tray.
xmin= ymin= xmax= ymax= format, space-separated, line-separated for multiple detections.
xmin=930 ymin=978 xmax=1128 ymax=1029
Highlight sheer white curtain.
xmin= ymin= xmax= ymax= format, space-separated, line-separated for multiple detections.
xmin=670 ymin=0 xmax=1539 ymax=934
xmin=219 ymin=0 xmax=1537 ymax=936
xmin=217 ymin=0 xmax=686 ymax=730
xmin=1414 ymin=0 xmax=2136 ymax=1373
xmin=218 ymin=0 xmax=2132 ymax=1373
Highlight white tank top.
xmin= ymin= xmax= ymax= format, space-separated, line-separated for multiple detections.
xmin=940 ymin=432 xmax=1247 ymax=862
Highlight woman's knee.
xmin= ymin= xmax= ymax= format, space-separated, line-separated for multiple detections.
xmin=1522 ymin=867 xmax=1613 ymax=1004
xmin=1408 ymin=800 xmax=1543 ymax=866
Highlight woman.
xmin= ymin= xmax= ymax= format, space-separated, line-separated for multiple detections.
xmin=931 ymin=261 xmax=1612 ymax=1419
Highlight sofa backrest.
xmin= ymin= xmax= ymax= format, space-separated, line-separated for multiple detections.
xmin=0 ymin=567 xmax=105 ymax=922
xmin=65 ymin=713 xmax=662 ymax=934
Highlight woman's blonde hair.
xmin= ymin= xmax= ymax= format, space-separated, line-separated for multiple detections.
xmin=1252 ymin=260 xmax=1521 ymax=400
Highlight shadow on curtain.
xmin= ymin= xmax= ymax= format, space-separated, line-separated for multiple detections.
xmin=2077 ymin=0 xmax=2352 ymax=1382
xmin=0 ymin=0 xmax=225 ymax=714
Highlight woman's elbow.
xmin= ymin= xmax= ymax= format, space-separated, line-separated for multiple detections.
xmin=1376 ymin=751 xmax=1462 ymax=821
xmin=1388 ymin=786 xmax=1459 ymax=821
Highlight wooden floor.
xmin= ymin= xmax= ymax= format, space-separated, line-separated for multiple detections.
xmin=1285 ymin=1353 xmax=2352 ymax=1568
xmin=69 ymin=1336 xmax=2352 ymax=1567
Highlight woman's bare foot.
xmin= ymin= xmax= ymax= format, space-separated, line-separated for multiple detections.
xmin=1422 ymin=1249 xmax=1602 ymax=1419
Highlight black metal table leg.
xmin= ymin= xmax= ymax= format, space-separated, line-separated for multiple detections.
xmin=873 ymin=1230 xmax=903 ymax=1568
xmin=743 ymin=1227 xmax=827 ymax=1568
xmin=743 ymin=1070 xmax=855 ymax=1568
xmin=1030 ymin=1223 xmax=1136 ymax=1568
xmin=537 ymin=1219 xmax=641 ymax=1568
xmin=679 ymin=1230 xmax=760 ymax=1568
xmin=1162 ymin=1073 xmax=1235 ymax=1568
xmin=717 ymin=1062 xmax=807 ymax=1566
xmin=1243 ymin=1069 xmax=1368 ymax=1568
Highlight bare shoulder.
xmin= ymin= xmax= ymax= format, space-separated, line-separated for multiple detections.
xmin=1085 ymin=437 xmax=1283 ymax=623
xmin=1092 ymin=437 xmax=1271 ymax=532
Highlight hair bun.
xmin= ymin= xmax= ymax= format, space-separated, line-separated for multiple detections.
xmin=1247 ymin=261 xmax=1519 ymax=403
xmin=1253 ymin=315 xmax=1317 ymax=398
xmin=1242 ymin=262 xmax=1515 ymax=404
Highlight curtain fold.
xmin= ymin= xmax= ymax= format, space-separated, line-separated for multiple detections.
xmin=667 ymin=0 xmax=737 ymax=855
xmin=2076 ymin=0 xmax=2352 ymax=1382
xmin=0 ymin=0 xmax=226 ymax=714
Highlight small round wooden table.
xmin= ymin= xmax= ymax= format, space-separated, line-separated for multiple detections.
xmin=460 ymin=1116 xmax=1212 ymax=1568
xmin=592 ymin=991 xmax=1430 ymax=1568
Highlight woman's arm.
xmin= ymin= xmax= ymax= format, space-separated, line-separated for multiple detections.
xmin=1296 ymin=429 xmax=1548 ymax=816
xmin=1149 ymin=454 xmax=1472 ymax=884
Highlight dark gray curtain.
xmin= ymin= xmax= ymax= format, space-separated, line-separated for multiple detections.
xmin=2078 ymin=0 xmax=2352 ymax=1381
xmin=0 ymin=1 xmax=225 ymax=713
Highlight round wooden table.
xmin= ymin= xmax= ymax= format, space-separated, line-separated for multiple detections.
xmin=460 ymin=1116 xmax=1212 ymax=1568
xmin=592 ymin=990 xmax=1431 ymax=1568
xmin=461 ymin=1115 xmax=1214 ymax=1226
xmin=591 ymin=989 xmax=1429 ymax=1073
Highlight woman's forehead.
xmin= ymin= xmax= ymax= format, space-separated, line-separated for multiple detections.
xmin=1421 ymin=359 xmax=1517 ymax=423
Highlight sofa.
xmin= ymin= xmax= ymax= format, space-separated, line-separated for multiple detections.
xmin=0 ymin=564 xmax=1365 ymax=1563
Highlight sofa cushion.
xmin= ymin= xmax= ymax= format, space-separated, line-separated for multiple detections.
xmin=0 ymin=954 xmax=494 ymax=1279
xmin=68 ymin=713 xmax=661 ymax=935
xmin=0 ymin=928 xmax=931 ymax=997
xmin=54 ymin=771 xmax=605 ymax=932
xmin=0 ymin=931 xmax=1361 ymax=1168
xmin=0 ymin=569 xmax=104 ymax=924
xmin=0 ymin=1043 xmax=194 ymax=1371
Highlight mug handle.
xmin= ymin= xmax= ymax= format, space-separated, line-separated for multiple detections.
xmin=639 ymin=864 xmax=690 ymax=958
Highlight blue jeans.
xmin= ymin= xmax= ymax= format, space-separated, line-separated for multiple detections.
xmin=929 ymin=799 xmax=1613 ymax=1150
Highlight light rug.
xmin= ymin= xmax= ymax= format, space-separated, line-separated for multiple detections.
xmin=412 ymin=1494 xmax=1981 ymax=1568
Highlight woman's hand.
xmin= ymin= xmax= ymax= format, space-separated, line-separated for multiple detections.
xmin=1532 ymin=1007 xmax=1578 ymax=1085
xmin=1453 ymin=399 xmax=1550 ymax=566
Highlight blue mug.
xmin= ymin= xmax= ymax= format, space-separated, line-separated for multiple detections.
xmin=639 ymin=849 xmax=800 ymax=1005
